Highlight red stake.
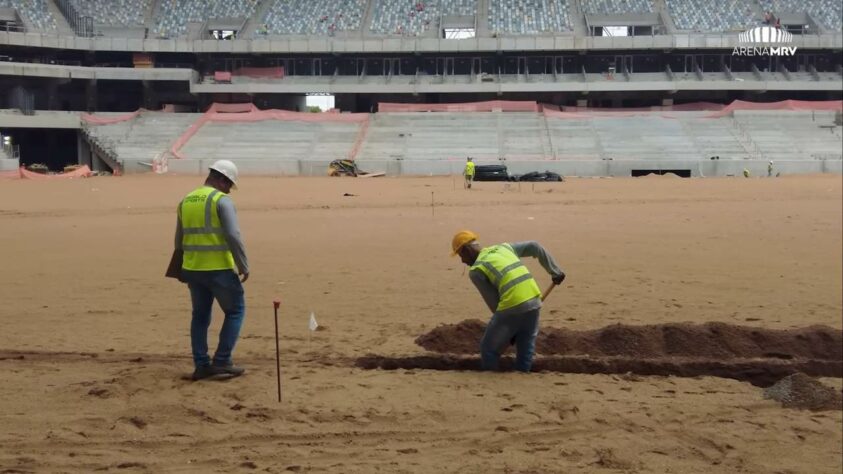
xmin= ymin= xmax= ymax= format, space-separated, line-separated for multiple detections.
xmin=273 ymin=300 xmax=282 ymax=402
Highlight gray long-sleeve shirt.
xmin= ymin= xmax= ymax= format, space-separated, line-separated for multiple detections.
xmin=469 ymin=241 xmax=563 ymax=316
xmin=174 ymin=195 xmax=249 ymax=274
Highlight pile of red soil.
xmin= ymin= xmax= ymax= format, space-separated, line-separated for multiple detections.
xmin=415 ymin=320 xmax=843 ymax=361
xmin=763 ymin=373 xmax=843 ymax=411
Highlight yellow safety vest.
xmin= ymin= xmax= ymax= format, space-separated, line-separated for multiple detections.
xmin=464 ymin=161 xmax=475 ymax=176
xmin=179 ymin=186 xmax=235 ymax=271
xmin=471 ymin=243 xmax=541 ymax=312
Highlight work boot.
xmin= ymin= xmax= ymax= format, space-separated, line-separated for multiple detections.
xmin=211 ymin=361 xmax=245 ymax=377
xmin=191 ymin=365 xmax=217 ymax=381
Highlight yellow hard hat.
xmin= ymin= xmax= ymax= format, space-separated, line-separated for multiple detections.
xmin=451 ymin=230 xmax=479 ymax=256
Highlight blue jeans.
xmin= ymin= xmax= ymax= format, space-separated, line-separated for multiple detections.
xmin=183 ymin=270 xmax=245 ymax=368
xmin=480 ymin=308 xmax=540 ymax=372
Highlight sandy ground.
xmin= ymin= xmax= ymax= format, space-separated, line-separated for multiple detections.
xmin=0 ymin=174 xmax=841 ymax=473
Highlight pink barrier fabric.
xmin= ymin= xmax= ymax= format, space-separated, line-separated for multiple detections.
xmin=17 ymin=165 xmax=92 ymax=180
xmin=705 ymin=99 xmax=843 ymax=117
xmin=233 ymin=67 xmax=285 ymax=79
xmin=170 ymin=103 xmax=369 ymax=159
xmin=544 ymin=100 xmax=843 ymax=120
xmin=558 ymin=102 xmax=726 ymax=113
xmin=378 ymin=100 xmax=539 ymax=113
xmin=348 ymin=118 xmax=370 ymax=161
xmin=0 ymin=169 xmax=20 ymax=179
xmin=206 ymin=102 xmax=259 ymax=113
xmin=81 ymin=109 xmax=142 ymax=125
xmin=214 ymin=71 xmax=232 ymax=82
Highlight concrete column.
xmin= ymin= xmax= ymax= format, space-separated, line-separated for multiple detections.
xmin=662 ymin=98 xmax=674 ymax=107
xmin=142 ymin=80 xmax=157 ymax=109
xmin=47 ymin=80 xmax=58 ymax=110
xmin=86 ymin=79 xmax=98 ymax=112
xmin=77 ymin=132 xmax=91 ymax=167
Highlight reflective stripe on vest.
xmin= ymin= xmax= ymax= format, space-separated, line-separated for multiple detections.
xmin=471 ymin=243 xmax=541 ymax=312
xmin=180 ymin=186 xmax=235 ymax=271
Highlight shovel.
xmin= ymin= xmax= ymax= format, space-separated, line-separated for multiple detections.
xmin=510 ymin=281 xmax=558 ymax=346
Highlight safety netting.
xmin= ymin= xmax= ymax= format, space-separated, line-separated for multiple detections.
xmin=1 ymin=165 xmax=93 ymax=179
xmin=704 ymin=99 xmax=843 ymax=118
xmin=378 ymin=100 xmax=540 ymax=113
xmin=542 ymin=99 xmax=843 ymax=120
xmin=169 ymin=102 xmax=370 ymax=160
xmin=81 ymin=109 xmax=143 ymax=125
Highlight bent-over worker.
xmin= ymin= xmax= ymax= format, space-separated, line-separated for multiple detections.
xmin=452 ymin=231 xmax=565 ymax=372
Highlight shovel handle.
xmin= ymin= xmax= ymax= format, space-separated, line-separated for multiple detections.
xmin=541 ymin=282 xmax=557 ymax=302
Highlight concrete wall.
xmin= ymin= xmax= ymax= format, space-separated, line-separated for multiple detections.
xmin=150 ymin=157 xmax=841 ymax=177
xmin=1 ymin=30 xmax=840 ymax=53
xmin=0 ymin=158 xmax=19 ymax=171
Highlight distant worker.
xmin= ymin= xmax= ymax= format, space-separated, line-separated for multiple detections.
xmin=768 ymin=160 xmax=774 ymax=177
xmin=451 ymin=231 xmax=565 ymax=372
xmin=175 ymin=160 xmax=249 ymax=381
xmin=463 ymin=157 xmax=475 ymax=189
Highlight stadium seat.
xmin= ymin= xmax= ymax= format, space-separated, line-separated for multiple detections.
xmin=369 ymin=0 xmax=477 ymax=36
xmin=257 ymin=0 xmax=366 ymax=36
xmin=758 ymin=0 xmax=842 ymax=32
xmin=0 ymin=0 xmax=57 ymax=31
xmin=666 ymin=0 xmax=756 ymax=31
xmin=69 ymin=0 xmax=149 ymax=27
xmin=153 ymin=0 xmax=259 ymax=38
xmin=488 ymin=0 xmax=572 ymax=35
xmin=580 ymin=0 xmax=654 ymax=14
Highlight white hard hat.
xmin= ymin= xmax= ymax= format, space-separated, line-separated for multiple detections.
xmin=209 ymin=160 xmax=238 ymax=187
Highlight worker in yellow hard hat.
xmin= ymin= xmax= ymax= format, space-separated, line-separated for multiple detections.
xmin=451 ymin=230 xmax=565 ymax=372
xmin=463 ymin=157 xmax=475 ymax=189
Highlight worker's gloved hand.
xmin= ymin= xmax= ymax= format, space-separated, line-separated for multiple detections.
xmin=552 ymin=271 xmax=566 ymax=285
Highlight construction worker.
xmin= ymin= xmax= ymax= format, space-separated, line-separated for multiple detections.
xmin=451 ymin=231 xmax=565 ymax=372
xmin=175 ymin=160 xmax=249 ymax=381
xmin=768 ymin=161 xmax=774 ymax=177
xmin=463 ymin=157 xmax=475 ymax=189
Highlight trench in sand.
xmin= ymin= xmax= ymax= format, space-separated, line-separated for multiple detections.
xmin=356 ymin=320 xmax=843 ymax=387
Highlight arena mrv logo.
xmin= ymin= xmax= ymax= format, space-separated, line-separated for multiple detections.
xmin=732 ymin=26 xmax=797 ymax=56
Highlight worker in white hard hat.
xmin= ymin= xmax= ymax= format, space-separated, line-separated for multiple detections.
xmin=173 ymin=159 xmax=249 ymax=381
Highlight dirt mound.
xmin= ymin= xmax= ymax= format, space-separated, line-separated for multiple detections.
xmin=415 ymin=320 xmax=843 ymax=361
xmin=763 ymin=373 xmax=843 ymax=411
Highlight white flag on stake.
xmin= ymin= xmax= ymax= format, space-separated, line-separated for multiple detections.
xmin=308 ymin=312 xmax=319 ymax=332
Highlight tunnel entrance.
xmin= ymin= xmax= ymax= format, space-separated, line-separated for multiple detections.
xmin=631 ymin=169 xmax=692 ymax=178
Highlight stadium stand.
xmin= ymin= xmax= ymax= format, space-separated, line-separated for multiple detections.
xmin=735 ymin=110 xmax=843 ymax=161
xmin=258 ymin=0 xmax=366 ymax=36
xmin=369 ymin=0 xmax=476 ymax=36
xmin=83 ymin=112 xmax=200 ymax=169
xmin=68 ymin=0 xmax=149 ymax=27
xmin=488 ymin=0 xmax=572 ymax=34
xmin=153 ymin=0 xmax=259 ymax=38
xmin=580 ymin=0 xmax=653 ymax=14
xmin=758 ymin=0 xmax=843 ymax=32
xmin=178 ymin=120 xmax=360 ymax=167
xmin=666 ymin=0 xmax=757 ymax=31
xmin=0 ymin=0 xmax=56 ymax=31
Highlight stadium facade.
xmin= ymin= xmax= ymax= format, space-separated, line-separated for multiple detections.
xmin=0 ymin=0 xmax=840 ymax=177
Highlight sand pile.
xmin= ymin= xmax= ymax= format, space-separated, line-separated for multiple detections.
xmin=415 ymin=320 xmax=843 ymax=361
xmin=763 ymin=373 xmax=843 ymax=411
